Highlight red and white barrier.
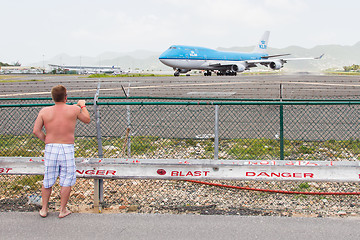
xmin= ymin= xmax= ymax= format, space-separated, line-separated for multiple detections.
xmin=1 ymin=157 xmax=360 ymax=182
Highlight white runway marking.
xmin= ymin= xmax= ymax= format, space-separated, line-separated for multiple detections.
xmin=187 ymin=92 xmax=237 ymax=97
xmin=280 ymin=81 xmax=360 ymax=87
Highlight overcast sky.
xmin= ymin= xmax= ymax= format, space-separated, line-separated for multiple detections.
xmin=1 ymin=0 xmax=359 ymax=65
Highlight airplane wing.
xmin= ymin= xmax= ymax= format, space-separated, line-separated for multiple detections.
xmin=207 ymin=62 xmax=245 ymax=71
xmin=208 ymin=63 xmax=231 ymax=68
xmin=261 ymin=54 xmax=291 ymax=59
xmin=248 ymin=54 xmax=324 ymax=64
xmin=204 ymin=54 xmax=324 ymax=71
xmin=283 ymin=54 xmax=325 ymax=61
xmin=246 ymin=54 xmax=324 ymax=69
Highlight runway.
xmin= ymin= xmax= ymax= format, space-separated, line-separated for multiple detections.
xmin=1 ymin=73 xmax=360 ymax=99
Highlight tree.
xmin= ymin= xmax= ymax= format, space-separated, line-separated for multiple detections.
xmin=0 ymin=62 xmax=11 ymax=67
xmin=0 ymin=61 xmax=21 ymax=66
xmin=343 ymin=64 xmax=360 ymax=72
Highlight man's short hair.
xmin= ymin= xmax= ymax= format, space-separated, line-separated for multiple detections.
xmin=51 ymin=85 xmax=67 ymax=102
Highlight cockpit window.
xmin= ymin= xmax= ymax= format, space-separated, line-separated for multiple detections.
xmin=169 ymin=46 xmax=177 ymax=49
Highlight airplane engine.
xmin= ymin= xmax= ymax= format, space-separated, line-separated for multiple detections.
xmin=269 ymin=60 xmax=283 ymax=70
xmin=179 ymin=69 xmax=190 ymax=73
xmin=174 ymin=68 xmax=190 ymax=76
xmin=231 ymin=64 xmax=245 ymax=72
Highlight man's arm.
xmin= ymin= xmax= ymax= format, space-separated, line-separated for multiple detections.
xmin=33 ymin=110 xmax=46 ymax=142
xmin=76 ymin=100 xmax=91 ymax=124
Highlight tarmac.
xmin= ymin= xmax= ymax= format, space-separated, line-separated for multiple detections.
xmin=1 ymin=212 xmax=360 ymax=240
xmin=1 ymin=73 xmax=360 ymax=99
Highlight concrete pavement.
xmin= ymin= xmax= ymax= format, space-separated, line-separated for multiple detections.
xmin=1 ymin=212 xmax=360 ymax=240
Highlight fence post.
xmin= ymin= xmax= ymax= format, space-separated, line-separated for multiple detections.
xmin=214 ymin=105 xmax=219 ymax=160
xmin=126 ymin=84 xmax=131 ymax=158
xmin=93 ymin=81 xmax=103 ymax=213
xmin=279 ymin=84 xmax=284 ymax=160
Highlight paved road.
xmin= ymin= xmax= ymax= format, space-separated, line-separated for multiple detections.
xmin=1 ymin=212 xmax=359 ymax=240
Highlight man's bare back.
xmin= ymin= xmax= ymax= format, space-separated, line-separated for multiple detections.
xmin=40 ymin=104 xmax=78 ymax=144
xmin=33 ymin=100 xmax=90 ymax=144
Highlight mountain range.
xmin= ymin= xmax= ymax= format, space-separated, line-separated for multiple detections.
xmin=32 ymin=42 xmax=360 ymax=72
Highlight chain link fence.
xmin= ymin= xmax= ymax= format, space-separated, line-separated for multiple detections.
xmin=1 ymin=97 xmax=360 ymax=217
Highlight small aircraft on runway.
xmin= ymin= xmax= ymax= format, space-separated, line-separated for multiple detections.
xmin=159 ymin=31 xmax=324 ymax=76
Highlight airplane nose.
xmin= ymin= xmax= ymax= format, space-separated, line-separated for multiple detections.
xmin=159 ymin=51 xmax=168 ymax=59
xmin=159 ymin=51 xmax=171 ymax=65
xmin=159 ymin=48 xmax=177 ymax=67
xmin=159 ymin=58 xmax=171 ymax=67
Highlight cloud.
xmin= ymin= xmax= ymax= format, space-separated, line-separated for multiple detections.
xmin=1 ymin=0 xmax=359 ymax=64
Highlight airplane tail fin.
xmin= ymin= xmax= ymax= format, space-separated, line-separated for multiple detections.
xmin=253 ymin=31 xmax=270 ymax=53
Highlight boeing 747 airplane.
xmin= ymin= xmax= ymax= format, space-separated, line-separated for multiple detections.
xmin=159 ymin=31 xmax=323 ymax=76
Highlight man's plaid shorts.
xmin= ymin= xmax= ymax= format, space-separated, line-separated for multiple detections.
xmin=43 ymin=144 xmax=76 ymax=188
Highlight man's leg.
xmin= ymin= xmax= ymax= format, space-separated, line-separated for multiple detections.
xmin=40 ymin=185 xmax=52 ymax=217
xmin=59 ymin=186 xmax=72 ymax=218
xmin=59 ymin=144 xmax=76 ymax=218
xmin=42 ymin=143 xmax=59 ymax=217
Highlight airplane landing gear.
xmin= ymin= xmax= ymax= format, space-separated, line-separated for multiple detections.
xmin=174 ymin=71 xmax=180 ymax=77
xmin=216 ymin=71 xmax=237 ymax=76
xmin=230 ymin=71 xmax=237 ymax=76
xmin=225 ymin=71 xmax=237 ymax=76
xmin=204 ymin=71 xmax=212 ymax=76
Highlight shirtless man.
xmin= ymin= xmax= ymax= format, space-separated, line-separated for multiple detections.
xmin=33 ymin=85 xmax=91 ymax=218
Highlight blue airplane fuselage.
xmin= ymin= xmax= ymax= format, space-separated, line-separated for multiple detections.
xmin=159 ymin=45 xmax=266 ymax=62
